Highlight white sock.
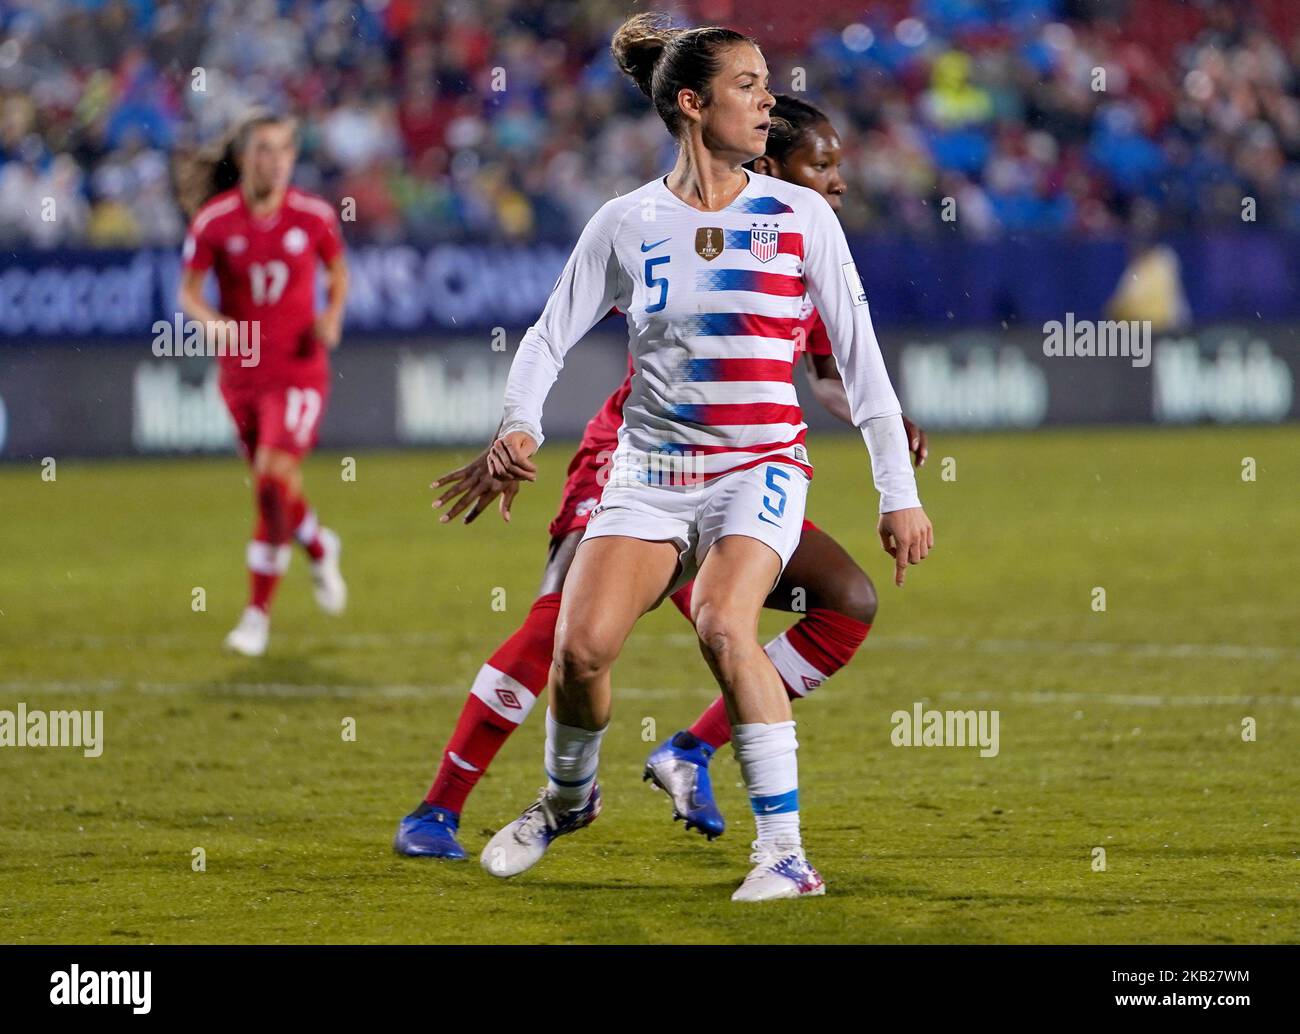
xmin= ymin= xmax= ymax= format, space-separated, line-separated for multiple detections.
xmin=544 ymin=709 xmax=605 ymax=810
xmin=732 ymin=720 xmax=800 ymax=846
xmin=295 ymin=507 xmax=319 ymax=547
xmin=246 ymin=541 xmax=291 ymax=575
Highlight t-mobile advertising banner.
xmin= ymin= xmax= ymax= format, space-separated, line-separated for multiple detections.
xmin=0 ymin=323 xmax=1295 ymax=460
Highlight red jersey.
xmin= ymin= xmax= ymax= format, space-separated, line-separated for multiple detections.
xmin=803 ymin=308 xmax=833 ymax=357
xmin=183 ymin=186 xmax=343 ymax=388
xmin=577 ymin=353 xmax=634 ymax=456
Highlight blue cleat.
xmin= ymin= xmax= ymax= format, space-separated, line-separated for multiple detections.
xmin=394 ymin=804 xmax=467 ymax=860
xmin=644 ymin=731 xmax=725 ymax=840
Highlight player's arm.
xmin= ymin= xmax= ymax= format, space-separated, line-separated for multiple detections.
xmin=314 ymin=254 xmax=349 ymax=350
xmin=177 ymin=218 xmax=240 ymax=353
xmin=488 ymin=203 xmax=624 ymax=482
xmin=802 ymin=348 xmax=928 ymax=467
xmin=312 ymin=205 xmax=349 ymax=350
xmin=177 ymin=267 xmax=226 ymax=327
xmin=801 ymin=194 xmax=933 ymax=586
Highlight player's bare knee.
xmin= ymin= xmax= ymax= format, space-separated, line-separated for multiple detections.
xmin=830 ymin=572 xmax=877 ymax=625
xmin=552 ymin=634 xmax=613 ymax=689
xmin=254 ymin=448 xmax=298 ymax=482
xmin=694 ymin=606 xmax=746 ymax=670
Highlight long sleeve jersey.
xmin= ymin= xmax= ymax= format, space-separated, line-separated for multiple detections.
xmin=499 ymin=169 xmax=920 ymax=512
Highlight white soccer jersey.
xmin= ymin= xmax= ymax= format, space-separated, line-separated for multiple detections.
xmin=500 ymin=169 xmax=921 ymax=512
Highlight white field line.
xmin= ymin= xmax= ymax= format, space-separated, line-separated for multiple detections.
xmin=0 ymin=680 xmax=1297 ymax=710
xmin=879 ymin=636 xmax=1300 ymax=663
xmin=30 ymin=630 xmax=1300 ymax=664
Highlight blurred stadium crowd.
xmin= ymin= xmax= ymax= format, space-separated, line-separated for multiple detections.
xmin=1 ymin=0 xmax=1299 ymax=247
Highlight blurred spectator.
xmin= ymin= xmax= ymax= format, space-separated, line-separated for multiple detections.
xmin=0 ymin=0 xmax=1297 ymax=247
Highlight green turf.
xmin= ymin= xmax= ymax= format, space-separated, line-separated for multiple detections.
xmin=0 ymin=426 xmax=1297 ymax=944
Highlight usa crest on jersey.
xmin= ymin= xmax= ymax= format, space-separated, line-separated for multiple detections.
xmin=749 ymin=228 xmax=779 ymax=263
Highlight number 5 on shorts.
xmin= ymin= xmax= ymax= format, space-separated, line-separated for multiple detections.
xmin=762 ymin=465 xmax=790 ymax=518
xmin=284 ymin=387 xmax=322 ymax=448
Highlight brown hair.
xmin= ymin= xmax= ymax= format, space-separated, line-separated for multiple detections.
xmin=610 ymin=12 xmax=756 ymax=137
xmin=173 ymin=111 xmax=296 ymax=218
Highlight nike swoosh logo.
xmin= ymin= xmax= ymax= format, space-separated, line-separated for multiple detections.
xmin=640 ymin=238 xmax=671 ymax=252
xmin=763 ymin=804 xmax=782 ymax=812
xmin=758 ymin=513 xmax=780 ymax=527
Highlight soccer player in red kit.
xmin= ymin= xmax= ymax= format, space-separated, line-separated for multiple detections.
xmin=177 ymin=113 xmax=350 ymax=657
xmin=394 ymin=95 xmax=928 ymax=859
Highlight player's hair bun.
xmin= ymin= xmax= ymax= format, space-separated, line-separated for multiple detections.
xmin=610 ymin=12 xmax=679 ymax=98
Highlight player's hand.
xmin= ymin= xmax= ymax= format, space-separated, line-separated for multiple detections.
xmin=902 ymin=415 xmax=928 ymax=468
xmin=877 ymin=506 xmax=933 ymax=588
xmin=431 ymin=450 xmax=518 ymax=524
xmin=314 ymin=310 xmax=343 ymax=350
xmin=486 ymin=431 xmax=538 ymax=483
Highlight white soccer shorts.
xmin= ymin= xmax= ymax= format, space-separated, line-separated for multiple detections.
xmin=580 ymin=460 xmax=809 ymax=595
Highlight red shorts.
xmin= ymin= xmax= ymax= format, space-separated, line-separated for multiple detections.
xmin=221 ymin=380 xmax=330 ymax=460
xmin=547 ymin=441 xmax=820 ymax=541
xmin=548 ymin=441 xmax=612 ymax=540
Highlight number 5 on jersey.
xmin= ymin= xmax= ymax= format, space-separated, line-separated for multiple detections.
xmin=645 ymin=256 xmax=669 ymax=314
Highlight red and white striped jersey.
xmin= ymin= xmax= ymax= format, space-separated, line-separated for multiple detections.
xmin=501 ymin=170 xmax=919 ymax=512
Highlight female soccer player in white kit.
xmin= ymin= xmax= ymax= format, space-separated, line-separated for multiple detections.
xmin=481 ymin=13 xmax=934 ymax=901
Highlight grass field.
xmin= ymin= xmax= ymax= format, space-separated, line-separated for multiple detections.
xmin=1 ymin=425 xmax=1297 ymax=944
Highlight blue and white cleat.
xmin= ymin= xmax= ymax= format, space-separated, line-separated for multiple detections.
xmin=480 ymin=784 xmax=602 ymax=878
xmin=394 ymin=805 xmax=467 ymax=860
xmin=731 ymin=840 xmax=826 ymax=902
xmin=643 ymin=731 xmax=725 ymax=840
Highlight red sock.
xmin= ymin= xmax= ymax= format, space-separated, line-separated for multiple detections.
xmin=777 ymin=608 xmax=872 ymax=691
xmin=687 ymin=608 xmax=872 ymax=750
xmin=669 ymin=582 xmax=693 ymax=619
xmin=425 ymin=592 xmax=562 ymax=815
xmin=425 ymin=697 xmax=516 ymax=816
xmin=688 ymin=695 xmax=732 ymax=750
xmin=250 ymin=571 xmax=278 ymax=611
xmin=248 ymin=475 xmax=291 ymax=612
xmin=288 ymin=494 xmax=325 ymax=562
